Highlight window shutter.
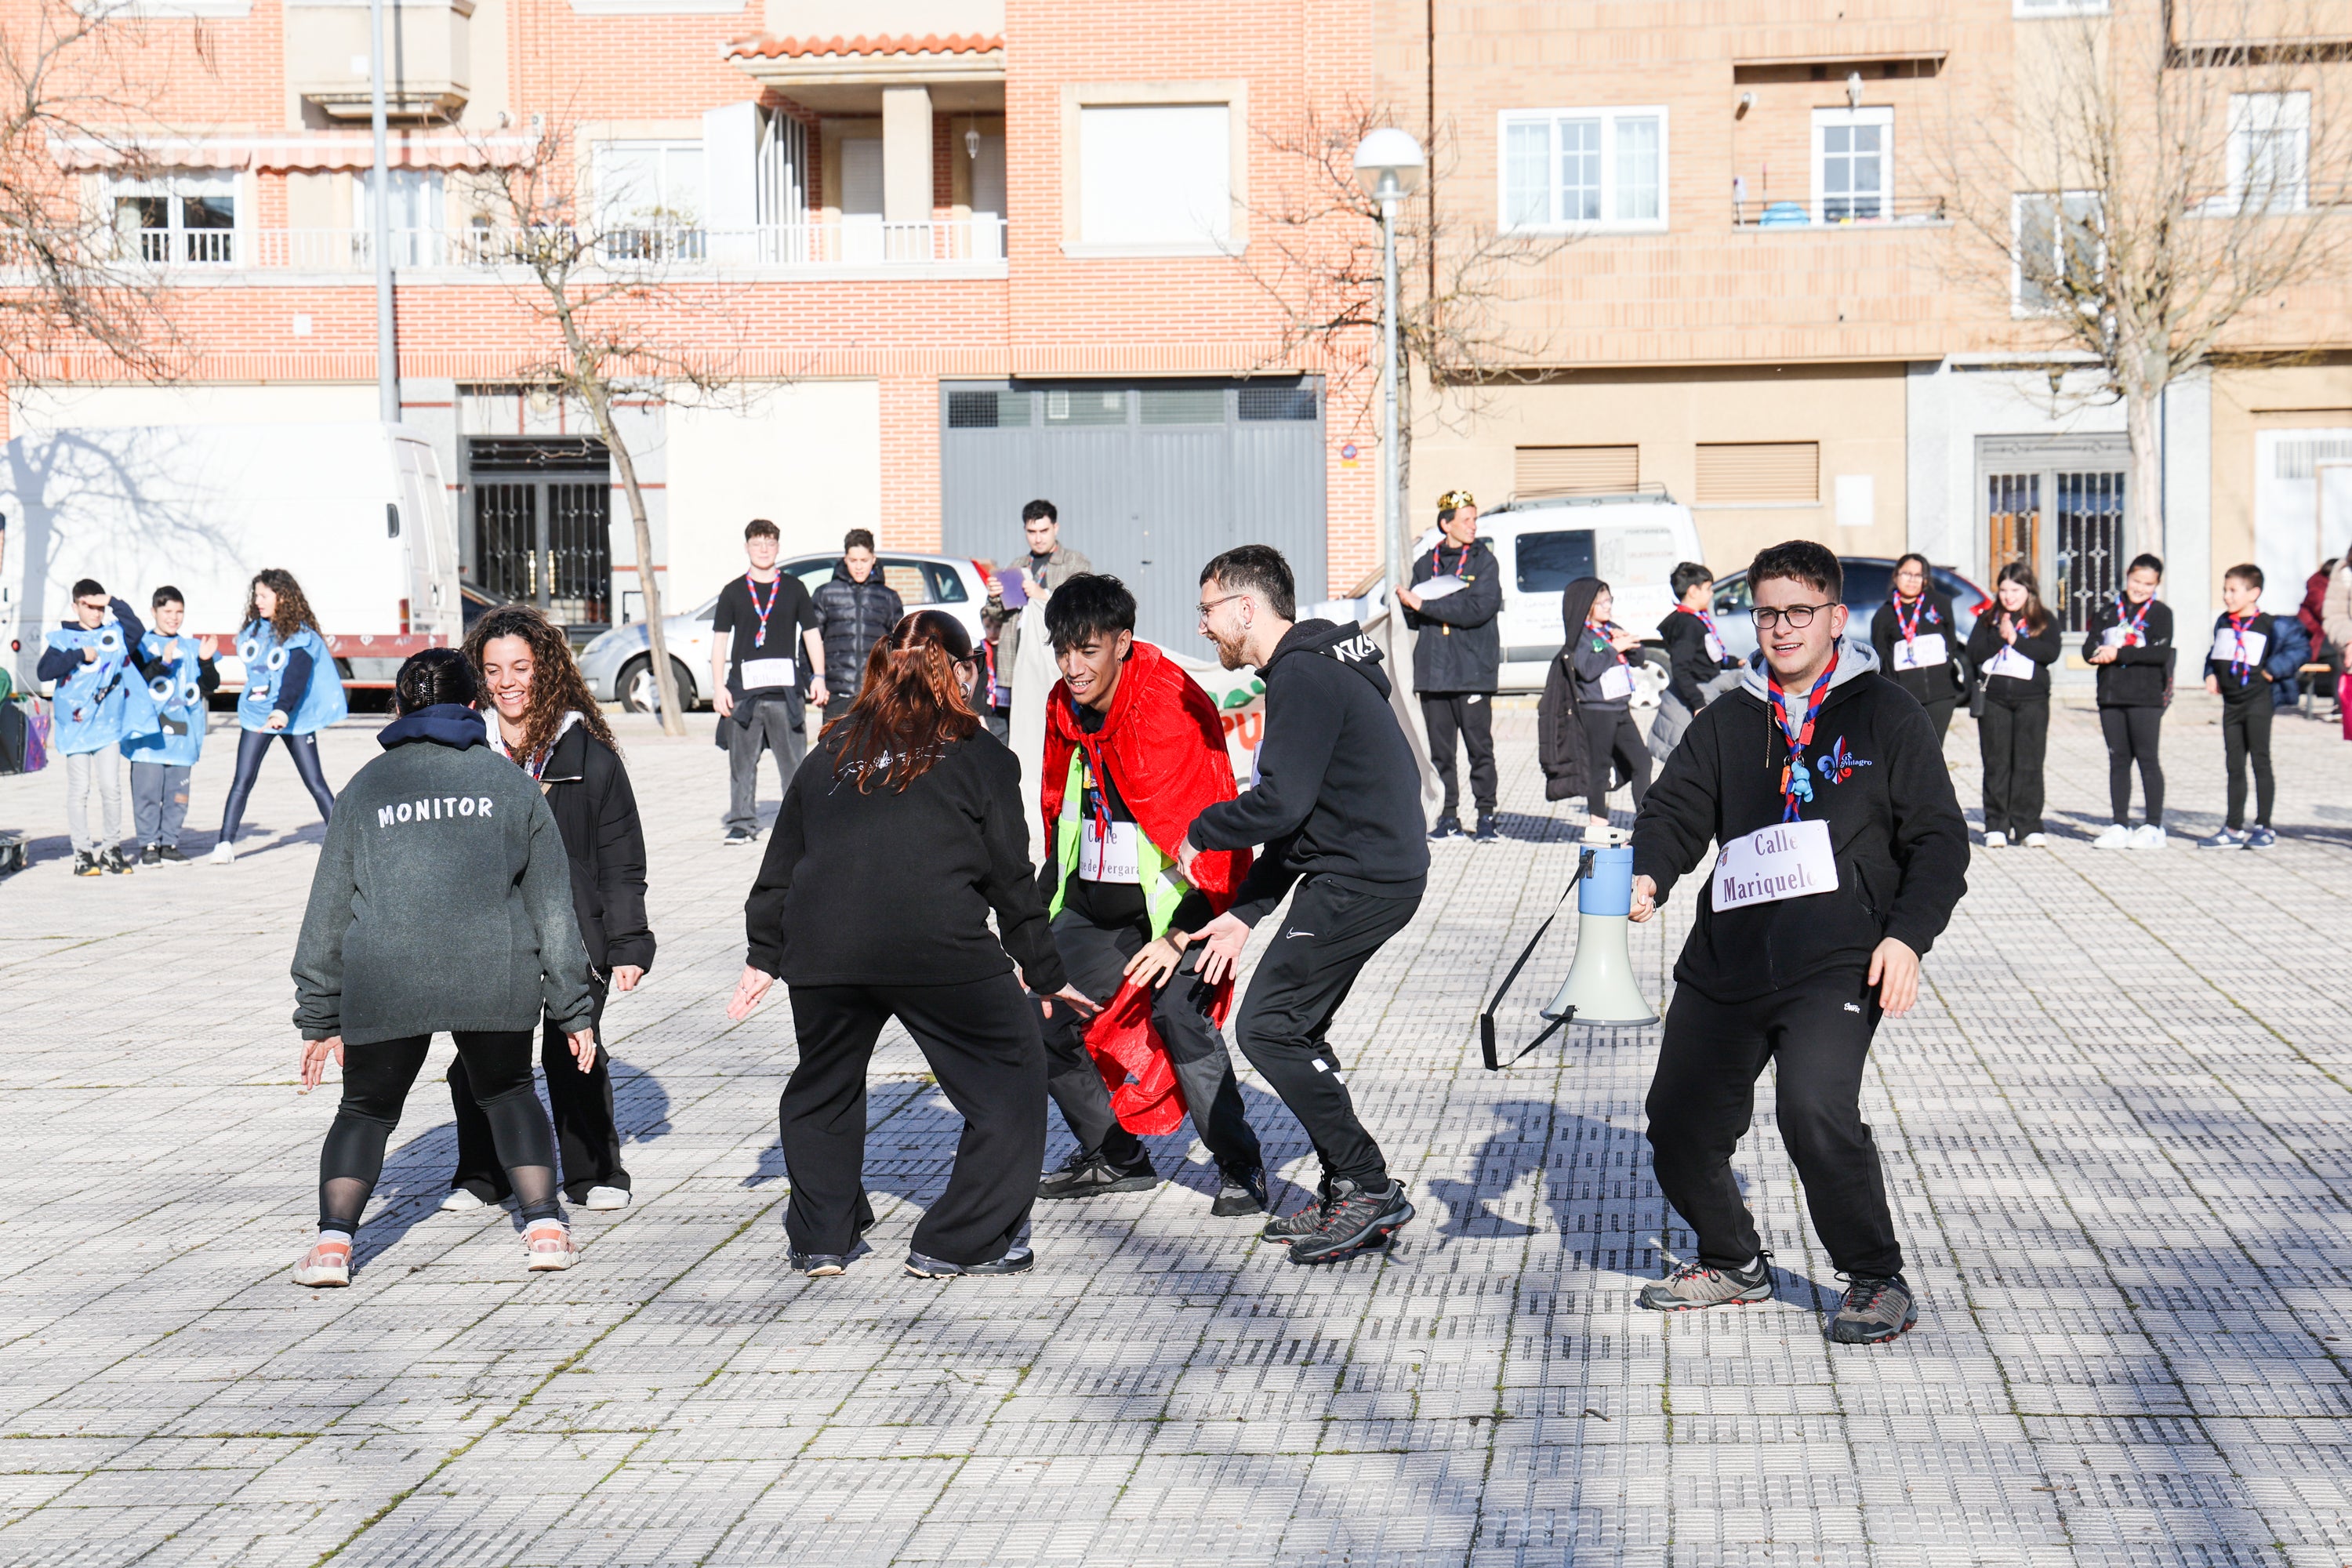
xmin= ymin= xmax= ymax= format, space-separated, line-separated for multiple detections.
xmin=1696 ymin=442 xmax=1819 ymax=504
xmin=1515 ymin=444 xmax=1639 ymax=498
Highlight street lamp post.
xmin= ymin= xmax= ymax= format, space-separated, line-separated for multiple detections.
xmin=1352 ymin=128 xmax=1425 ymax=597
xmin=368 ymin=0 xmax=398 ymax=423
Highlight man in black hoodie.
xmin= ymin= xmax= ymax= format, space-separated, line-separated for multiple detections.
xmin=1628 ymin=540 xmax=1968 ymax=1345
xmin=1399 ymin=490 xmax=1502 ymax=840
xmin=1178 ymin=545 xmax=1427 ymax=1266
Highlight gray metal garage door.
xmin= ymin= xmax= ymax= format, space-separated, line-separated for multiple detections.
xmin=940 ymin=378 xmax=1327 ymax=651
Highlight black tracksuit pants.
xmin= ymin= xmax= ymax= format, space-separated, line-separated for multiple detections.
xmin=782 ymin=973 xmax=1046 ymax=1265
xmin=1038 ymin=909 xmax=1264 ymax=1178
xmin=2220 ymin=693 xmax=2274 ymax=829
xmin=1645 ymin=971 xmax=1903 ymax=1279
xmin=2098 ymin=706 xmax=2165 ymax=826
xmin=448 ymin=979 xmax=625 ymax=1204
xmin=1579 ymin=705 xmax=1651 ymax=822
xmin=1420 ymin=692 xmax=1497 ymax=818
xmin=1977 ymin=695 xmax=2049 ymax=836
xmin=1232 ymin=877 xmax=1420 ymax=1192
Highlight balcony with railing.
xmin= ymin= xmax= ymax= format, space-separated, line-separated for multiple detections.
xmin=101 ymin=217 xmax=1009 ymax=276
xmin=1731 ymin=191 xmax=1949 ymax=228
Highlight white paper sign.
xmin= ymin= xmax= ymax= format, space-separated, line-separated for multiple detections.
xmin=1077 ymin=818 xmax=1141 ymax=883
xmin=2100 ymin=624 xmax=2130 ymax=648
xmin=1893 ymin=633 xmax=1948 ymax=671
xmin=1597 ymin=662 xmax=1635 ymax=701
xmin=1704 ymin=630 xmax=1726 ymax=661
xmin=739 ymin=657 xmax=797 ymax=691
xmin=1414 ymin=574 xmax=1468 ymax=601
xmin=2210 ymin=626 xmax=2267 ymax=665
xmin=1713 ymin=819 xmax=1839 ymax=912
xmin=1987 ymin=645 xmax=2036 ymax=681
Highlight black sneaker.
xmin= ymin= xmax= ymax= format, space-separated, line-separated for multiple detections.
xmin=905 ymin=1247 xmax=1034 ymax=1279
xmin=1427 ymin=815 xmax=1464 ymax=841
xmin=789 ymin=1252 xmax=848 ymax=1278
xmin=100 ymin=848 xmax=133 ymax=875
xmin=1472 ymin=815 xmax=1500 ymax=843
xmin=1287 ymin=1178 xmax=1414 ymax=1265
xmin=71 ymin=851 xmax=100 ymax=877
xmin=154 ymin=845 xmax=190 ymax=864
xmin=1036 ymin=1148 xmax=1157 ymax=1201
xmin=1637 ymin=1255 xmax=1773 ymax=1312
xmin=723 ymin=827 xmax=759 ymax=847
xmin=140 ymin=844 xmax=162 ymax=867
xmin=1211 ymin=1167 xmax=1269 ymax=1217
xmin=1826 ymin=1275 xmax=1917 ymax=1345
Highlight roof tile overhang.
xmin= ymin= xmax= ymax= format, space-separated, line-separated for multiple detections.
xmin=723 ymin=31 xmax=1005 ymax=93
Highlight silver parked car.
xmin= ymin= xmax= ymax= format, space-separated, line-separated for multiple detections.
xmin=578 ymin=550 xmax=997 ymax=713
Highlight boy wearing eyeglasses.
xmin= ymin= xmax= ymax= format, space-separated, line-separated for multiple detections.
xmin=1625 ymin=541 xmax=1969 ymax=1345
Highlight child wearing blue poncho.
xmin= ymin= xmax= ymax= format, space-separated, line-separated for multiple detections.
xmin=213 ymin=568 xmax=344 ymax=862
xmin=36 ymin=577 xmax=147 ymax=874
xmin=122 ymin=585 xmax=222 ymax=865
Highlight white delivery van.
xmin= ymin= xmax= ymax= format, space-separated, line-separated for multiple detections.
xmin=2 ymin=422 xmax=461 ymax=697
xmin=1419 ymin=490 xmax=1702 ymax=694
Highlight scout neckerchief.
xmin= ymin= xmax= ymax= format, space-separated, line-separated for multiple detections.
xmin=743 ymin=571 xmax=781 ymax=649
xmin=2225 ymin=612 xmax=2254 ymax=681
xmin=1674 ymin=602 xmax=1722 ymax=641
xmin=1067 ymin=691 xmax=1116 ymax=840
xmin=1769 ymin=666 xmax=1835 ymax=822
xmin=1586 ymin=619 xmax=1626 ymax=666
xmin=2114 ymin=593 xmax=2151 ymax=647
xmin=1428 ymin=539 xmax=1475 ymax=579
xmin=1892 ymin=592 xmax=1936 ymax=644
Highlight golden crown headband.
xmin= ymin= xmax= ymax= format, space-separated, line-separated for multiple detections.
xmin=1438 ymin=489 xmax=1476 ymax=512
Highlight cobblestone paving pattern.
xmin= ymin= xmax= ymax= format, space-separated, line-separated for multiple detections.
xmin=0 ymin=691 xmax=2347 ymax=1566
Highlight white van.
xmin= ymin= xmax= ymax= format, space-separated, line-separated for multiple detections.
xmin=1425 ymin=490 xmax=1703 ymax=694
xmin=2 ymin=422 xmax=460 ymax=696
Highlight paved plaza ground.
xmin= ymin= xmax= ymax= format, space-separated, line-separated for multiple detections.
xmin=0 ymin=686 xmax=2348 ymax=1566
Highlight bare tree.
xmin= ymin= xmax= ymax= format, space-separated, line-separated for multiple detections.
xmin=1937 ymin=1 xmax=2352 ymax=560
xmin=0 ymin=0 xmax=184 ymax=383
xmin=457 ymin=118 xmax=760 ymax=738
xmin=1237 ymin=103 xmax=1575 ymax=570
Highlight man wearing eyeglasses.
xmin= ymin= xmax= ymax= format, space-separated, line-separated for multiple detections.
xmin=1624 ymin=540 xmax=1968 ymax=1346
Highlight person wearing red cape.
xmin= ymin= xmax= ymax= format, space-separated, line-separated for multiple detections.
xmin=1030 ymin=574 xmax=1269 ymax=1216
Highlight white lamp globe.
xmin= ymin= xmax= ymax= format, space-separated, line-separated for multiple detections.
xmin=1352 ymin=127 xmax=1425 ymax=199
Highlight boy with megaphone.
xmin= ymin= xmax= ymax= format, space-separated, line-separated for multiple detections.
xmin=1625 ymin=540 xmax=1969 ymax=1346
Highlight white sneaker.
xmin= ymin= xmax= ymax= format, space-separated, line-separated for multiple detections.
xmin=2020 ymin=833 xmax=2049 ymax=848
xmin=208 ymin=842 xmax=234 ymax=864
xmin=2129 ymin=825 xmax=2168 ymax=851
xmin=440 ymin=1189 xmax=487 ymax=1212
xmin=1983 ymin=831 xmax=2009 ymax=849
xmin=2092 ymin=823 xmax=2132 ymax=850
xmin=524 ymin=1221 xmax=577 ymax=1272
xmin=583 ymin=1185 xmax=630 ymax=1211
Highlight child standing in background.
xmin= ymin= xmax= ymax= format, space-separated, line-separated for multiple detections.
xmin=122 ymin=586 xmax=220 ymax=865
xmin=1965 ymin=563 xmax=2060 ymax=848
xmin=2201 ymin=564 xmax=2278 ymax=850
xmin=2085 ymin=554 xmax=2174 ymax=851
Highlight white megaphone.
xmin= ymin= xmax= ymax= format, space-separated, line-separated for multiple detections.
xmin=1541 ymin=839 xmax=1657 ymax=1028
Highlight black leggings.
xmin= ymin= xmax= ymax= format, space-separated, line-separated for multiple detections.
xmin=2098 ymin=706 xmax=2165 ymax=826
xmin=219 ymin=728 xmax=335 ymax=845
xmin=1580 ymin=706 xmax=1651 ymax=822
xmin=2221 ymin=697 xmax=2275 ymax=829
xmin=318 ymin=1029 xmax=560 ymax=1232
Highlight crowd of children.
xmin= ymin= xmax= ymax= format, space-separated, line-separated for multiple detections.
xmin=31 ymin=568 xmax=340 ymax=873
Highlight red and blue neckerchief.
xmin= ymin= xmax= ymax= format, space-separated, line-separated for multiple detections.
xmin=2226 ymin=613 xmax=2253 ymax=681
xmin=1067 ymin=693 xmax=1116 ymax=840
xmin=2114 ymin=594 xmax=2151 ymax=647
xmin=1587 ymin=619 xmax=1627 ymax=663
xmin=1769 ymin=667 xmax=1835 ymax=821
xmin=1892 ymin=593 xmax=1938 ymax=643
xmin=743 ymin=572 xmax=780 ymax=649
xmin=1428 ymin=540 xmax=1476 ymax=579
xmin=1674 ymin=602 xmax=1722 ymax=642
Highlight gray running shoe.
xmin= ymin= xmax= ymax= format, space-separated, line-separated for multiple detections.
xmin=905 ymin=1247 xmax=1033 ymax=1279
xmin=1826 ymin=1275 xmax=1917 ymax=1344
xmin=1036 ymin=1148 xmax=1156 ymax=1200
xmin=1287 ymin=1178 xmax=1414 ymax=1265
xmin=1211 ymin=1167 xmax=1268 ymax=1217
xmin=789 ymin=1252 xmax=847 ymax=1278
xmin=1261 ymin=1176 xmax=1333 ymax=1242
xmin=1637 ymin=1255 xmax=1773 ymax=1312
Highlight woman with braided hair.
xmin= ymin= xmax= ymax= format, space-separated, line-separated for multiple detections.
xmin=439 ymin=603 xmax=655 ymax=1214
xmin=729 ymin=610 xmax=1091 ymax=1279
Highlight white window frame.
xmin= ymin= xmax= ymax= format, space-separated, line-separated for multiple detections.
xmin=2012 ymin=0 xmax=2108 ymax=16
xmin=2227 ymin=91 xmax=2310 ymax=213
xmin=1811 ymin=107 xmax=1894 ymax=224
xmin=1495 ymin=107 xmax=1670 ymax=234
xmin=1072 ymin=101 xmax=1236 ymax=256
xmin=103 ymin=170 xmax=241 ymax=266
xmin=2011 ymin=191 xmax=2104 ymax=316
xmin=593 ymin=140 xmax=705 ymax=229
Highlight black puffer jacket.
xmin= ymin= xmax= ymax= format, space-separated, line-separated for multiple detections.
xmin=534 ymin=721 xmax=656 ymax=975
xmin=1537 ymin=579 xmax=1613 ymax=803
xmin=812 ymin=564 xmax=905 ymax=695
xmin=1404 ymin=538 xmax=1503 ymax=694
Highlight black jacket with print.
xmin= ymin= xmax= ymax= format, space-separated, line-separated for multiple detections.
xmin=1632 ymin=642 xmax=1971 ymax=1004
xmin=1964 ymin=610 xmax=2062 ymax=705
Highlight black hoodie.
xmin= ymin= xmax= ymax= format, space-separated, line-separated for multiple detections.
xmin=2079 ymin=595 xmax=2175 ymax=708
xmin=1632 ymin=643 xmax=1970 ymax=1003
xmin=1189 ymin=619 xmax=1429 ymax=925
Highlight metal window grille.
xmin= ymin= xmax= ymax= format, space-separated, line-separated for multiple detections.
xmin=2052 ymin=470 xmax=2124 ymax=636
xmin=1237 ymin=386 xmax=1317 ymax=421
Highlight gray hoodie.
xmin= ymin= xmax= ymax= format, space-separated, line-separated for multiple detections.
xmin=290 ymin=705 xmax=595 ymax=1044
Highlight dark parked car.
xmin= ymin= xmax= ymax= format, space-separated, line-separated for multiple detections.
xmin=1708 ymin=557 xmax=1991 ymax=660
